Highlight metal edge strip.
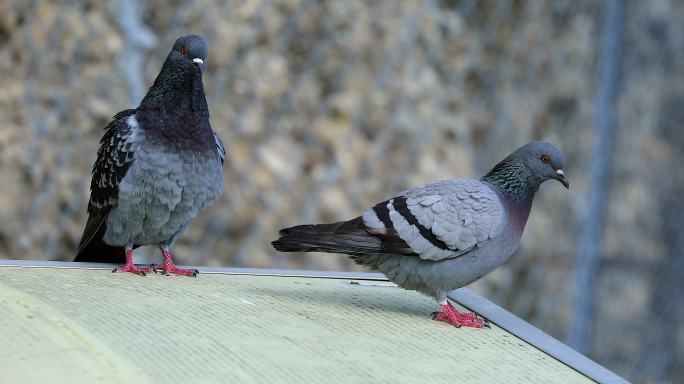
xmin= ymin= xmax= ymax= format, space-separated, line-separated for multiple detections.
xmin=0 ymin=259 xmax=628 ymax=383
xmin=0 ymin=260 xmax=388 ymax=280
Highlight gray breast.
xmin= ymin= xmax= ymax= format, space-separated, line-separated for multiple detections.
xmin=104 ymin=132 xmax=223 ymax=247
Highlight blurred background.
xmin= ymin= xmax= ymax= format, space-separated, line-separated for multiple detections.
xmin=0 ymin=0 xmax=682 ymax=382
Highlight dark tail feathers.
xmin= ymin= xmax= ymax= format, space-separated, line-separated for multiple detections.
xmin=74 ymin=235 xmax=127 ymax=264
xmin=271 ymin=217 xmax=384 ymax=256
xmin=74 ymin=214 xmax=128 ymax=263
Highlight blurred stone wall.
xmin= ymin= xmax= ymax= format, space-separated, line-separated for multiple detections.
xmin=0 ymin=1 xmax=681 ymax=382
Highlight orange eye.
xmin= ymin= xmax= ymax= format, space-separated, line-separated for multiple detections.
xmin=180 ymin=46 xmax=188 ymax=55
xmin=541 ymin=155 xmax=550 ymax=164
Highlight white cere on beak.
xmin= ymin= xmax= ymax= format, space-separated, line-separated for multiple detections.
xmin=193 ymin=58 xmax=204 ymax=64
xmin=557 ymin=169 xmax=565 ymax=176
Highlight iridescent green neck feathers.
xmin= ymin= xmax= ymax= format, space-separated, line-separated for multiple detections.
xmin=481 ymin=157 xmax=541 ymax=201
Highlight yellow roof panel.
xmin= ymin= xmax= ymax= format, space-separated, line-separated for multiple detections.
xmin=0 ymin=263 xmax=609 ymax=383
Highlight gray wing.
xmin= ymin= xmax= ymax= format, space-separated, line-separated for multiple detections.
xmin=77 ymin=109 xmax=138 ymax=254
xmin=361 ymin=179 xmax=504 ymax=261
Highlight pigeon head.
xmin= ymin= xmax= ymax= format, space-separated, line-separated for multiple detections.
xmin=139 ymin=35 xmax=210 ymax=106
xmin=137 ymin=35 xmax=212 ymax=143
xmin=171 ymin=35 xmax=208 ymax=74
xmin=514 ymin=141 xmax=569 ymax=188
xmin=482 ymin=141 xmax=569 ymax=201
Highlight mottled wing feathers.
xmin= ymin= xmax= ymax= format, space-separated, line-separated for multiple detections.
xmin=77 ymin=109 xmax=137 ymax=255
xmin=88 ymin=109 xmax=137 ymax=213
xmin=362 ymin=179 xmax=504 ymax=261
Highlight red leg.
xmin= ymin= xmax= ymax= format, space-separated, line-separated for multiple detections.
xmin=113 ymin=248 xmax=152 ymax=276
xmin=151 ymin=247 xmax=198 ymax=277
xmin=432 ymin=301 xmax=490 ymax=329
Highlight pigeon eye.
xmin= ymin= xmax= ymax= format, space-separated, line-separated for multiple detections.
xmin=540 ymin=155 xmax=550 ymax=164
xmin=180 ymin=46 xmax=188 ymax=55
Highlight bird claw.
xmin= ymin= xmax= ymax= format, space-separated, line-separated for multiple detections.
xmin=149 ymin=264 xmax=198 ymax=277
xmin=112 ymin=264 xmax=151 ymax=276
xmin=433 ymin=304 xmax=490 ymax=329
xmin=464 ymin=311 xmax=489 ymax=324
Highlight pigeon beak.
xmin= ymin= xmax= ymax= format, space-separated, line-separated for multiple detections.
xmin=192 ymin=58 xmax=205 ymax=74
xmin=554 ymin=169 xmax=570 ymax=189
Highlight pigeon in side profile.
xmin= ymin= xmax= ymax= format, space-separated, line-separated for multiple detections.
xmin=74 ymin=35 xmax=225 ymax=276
xmin=272 ymin=141 xmax=568 ymax=328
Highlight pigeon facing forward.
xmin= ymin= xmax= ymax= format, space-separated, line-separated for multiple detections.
xmin=272 ymin=141 xmax=568 ymax=328
xmin=74 ymin=35 xmax=225 ymax=276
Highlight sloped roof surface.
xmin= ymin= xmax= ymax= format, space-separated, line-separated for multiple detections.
xmin=0 ymin=264 xmax=595 ymax=383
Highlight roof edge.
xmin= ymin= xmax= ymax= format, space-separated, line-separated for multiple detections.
xmin=448 ymin=288 xmax=628 ymax=384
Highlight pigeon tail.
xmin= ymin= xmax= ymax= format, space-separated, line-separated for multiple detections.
xmin=74 ymin=235 xmax=127 ymax=264
xmin=74 ymin=214 xmax=136 ymax=264
xmin=272 ymin=217 xmax=385 ymax=256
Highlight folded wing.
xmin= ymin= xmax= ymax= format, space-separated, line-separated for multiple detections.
xmin=362 ymin=179 xmax=504 ymax=261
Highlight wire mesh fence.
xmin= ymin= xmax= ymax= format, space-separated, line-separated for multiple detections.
xmin=0 ymin=0 xmax=682 ymax=382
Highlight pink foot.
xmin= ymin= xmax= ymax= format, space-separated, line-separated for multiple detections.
xmin=433 ymin=310 xmax=483 ymax=323
xmin=151 ymin=248 xmax=198 ymax=277
xmin=152 ymin=263 xmax=198 ymax=277
xmin=432 ymin=302 xmax=490 ymax=329
xmin=112 ymin=248 xmax=152 ymax=276
xmin=113 ymin=264 xmax=152 ymax=276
